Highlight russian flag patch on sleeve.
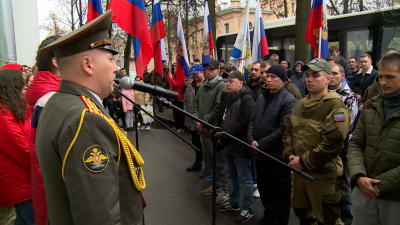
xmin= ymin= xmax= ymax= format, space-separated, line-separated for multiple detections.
xmin=334 ymin=112 xmax=345 ymax=122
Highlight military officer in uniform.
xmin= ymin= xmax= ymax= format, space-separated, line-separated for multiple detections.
xmin=36 ymin=10 xmax=145 ymax=224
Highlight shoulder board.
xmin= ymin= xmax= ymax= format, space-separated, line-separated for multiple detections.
xmin=80 ymin=95 xmax=108 ymax=119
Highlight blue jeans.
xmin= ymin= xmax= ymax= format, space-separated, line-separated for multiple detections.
xmin=14 ymin=200 xmax=35 ymax=225
xmin=224 ymin=155 xmax=253 ymax=211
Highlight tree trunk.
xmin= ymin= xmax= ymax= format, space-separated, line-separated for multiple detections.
xmin=124 ymin=34 xmax=132 ymax=72
xmin=295 ymin=0 xmax=311 ymax=63
xmin=208 ymin=0 xmax=216 ymax=55
xmin=185 ymin=0 xmax=189 ymax=62
xmin=343 ymin=0 xmax=349 ymax=14
xmin=71 ymin=0 xmax=75 ymax=30
xmin=78 ymin=0 xmax=83 ymax=27
xmin=284 ymin=0 xmax=288 ymax=18
xmin=359 ymin=0 xmax=364 ymax=11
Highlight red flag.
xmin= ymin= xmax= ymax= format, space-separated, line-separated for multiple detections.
xmin=108 ymin=0 xmax=154 ymax=78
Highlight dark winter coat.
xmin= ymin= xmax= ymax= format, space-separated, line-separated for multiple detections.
xmin=291 ymin=61 xmax=307 ymax=97
xmin=352 ymin=66 xmax=379 ymax=95
xmin=247 ymin=86 xmax=297 ymax=161
xmin=217 ymin=86 xmax=255 ymax=157
xmin=246 ymin=79 xmax=261 ymax=101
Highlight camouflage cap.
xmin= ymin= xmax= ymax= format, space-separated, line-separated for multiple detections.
xmin=39 ymin=10 xmax=118 ymax=59
xmin=301 ymin=58 xmax=332 ymax=75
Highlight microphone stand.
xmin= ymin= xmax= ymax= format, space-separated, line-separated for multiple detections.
xmin=114 ymin=88 xmax=201 ymax=153
xmin=158 ymin=97 xmax=314 ymax=225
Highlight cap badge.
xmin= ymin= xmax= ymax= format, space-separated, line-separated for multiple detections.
xmin=310 ymin=58 xmax=321 ymax=64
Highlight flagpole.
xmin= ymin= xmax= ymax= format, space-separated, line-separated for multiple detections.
xmin=318 ymin=27 xmax=322 ymax=59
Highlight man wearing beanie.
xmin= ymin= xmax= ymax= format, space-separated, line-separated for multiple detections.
xmin=247 ymin=65 xmax=297 ymax=225
xmin=283 ymin=59 xmax=351 ymax=225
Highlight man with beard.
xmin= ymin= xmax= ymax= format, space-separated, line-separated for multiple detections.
xmin=246 ymin=61 xmax=261 ymax=101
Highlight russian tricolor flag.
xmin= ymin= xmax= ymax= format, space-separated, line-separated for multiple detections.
xmin=108 ymin=0 xmax=154 ymax=78
xmin=201 ymin=0 xmax=214 ymax=64
xmin=251 ymin=0 xmax=269 ymax=62
xmin=176 ymin=14 xmax=191 ymax=86
xmin=150 ymin=0 xmax=167 ymax=76
xmin=305 ymin=0 xmax=329 ymax=59
xmin=229 ymin=0 xmax=251 ymax=79
xmin=87 ymin=0 xmax=103 ymax=23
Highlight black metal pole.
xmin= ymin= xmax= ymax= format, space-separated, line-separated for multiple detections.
xmin=159 ymin=97 xmax=314 ymax=181
xmin=212 ymin=140 xmax=217 ymax=225
xmin=134 ymin=104 xmax=140 ymax=151
xmin=114 ymin=89 xmax=201 ymax=152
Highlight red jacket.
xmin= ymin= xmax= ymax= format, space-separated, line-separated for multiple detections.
xmin=25 ymin=71 xmax=61 ymax=225
xmin=167 ymin=73 xmax=184 ymax=101
xmin=0 ymin=107 xmax=32 ymax=208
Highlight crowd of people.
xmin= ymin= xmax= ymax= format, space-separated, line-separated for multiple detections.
xmin=0 ymin=10 xmax=399 ymax=225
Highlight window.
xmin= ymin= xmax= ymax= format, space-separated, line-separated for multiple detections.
xmin=346 ymin=29 xmax=373 ymax=62
xmin=191 ymin=35 xmax=195 ymax=44
xmin=292 ymin=3 xmax=296 ymax=15
xmin=279 ymin=5 xmax=283 ymax=14
xmin=224 ymin=23 xmax=229 ymax=34
xmin=283 ymin=37 xmax=295 ymax=66
xmin=192 ymin=55 xmax=196 ymax=62
xmin=380 ymin=26 xmax=400 ymax=57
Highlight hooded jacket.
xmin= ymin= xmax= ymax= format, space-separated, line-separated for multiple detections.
xmin=248 ymin=86 xmax=297 ymax=160
xmin=291 ymin=61 xmax=307 ymax=97
xmin=283 ymin=91 xmax=351 ymax=178
xmin=193 ymin=76 xmax=226 ymax=136
xmin=217 ymin=86 xmax=255 ymax=156
xmin=25 ymin=70 xmax=61 ymax=225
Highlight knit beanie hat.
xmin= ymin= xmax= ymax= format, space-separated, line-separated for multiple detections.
xmin=266 ymin=65 xmax=287 ymax=82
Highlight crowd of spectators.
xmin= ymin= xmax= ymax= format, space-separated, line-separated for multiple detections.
xmin=1 ymin=31 xmax=399 ymax=225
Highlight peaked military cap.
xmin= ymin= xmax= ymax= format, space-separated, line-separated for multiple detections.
xmin=39 ymin=10 xmax=118 ymax=59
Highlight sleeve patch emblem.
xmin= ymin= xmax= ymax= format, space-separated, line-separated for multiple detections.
xmin=83 ymin=145 xmax=109 ymax=172
xmin=334 ymin=112 xmax=345 ymax=122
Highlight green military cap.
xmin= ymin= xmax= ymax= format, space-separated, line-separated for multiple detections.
xmin=302 ymin=58 xmax=332 ymax=75
xmin=39 ymin=10 xmax=118 ymax=59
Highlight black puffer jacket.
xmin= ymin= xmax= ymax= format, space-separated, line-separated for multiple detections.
xmin=217 ymin=86 xmax=255 ymax=157
xmin=247 ymin=86 xmax=297 ymax=160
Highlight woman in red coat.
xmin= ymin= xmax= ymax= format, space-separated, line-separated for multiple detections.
xmin=0 ymin=69 xmax=35 ymax=224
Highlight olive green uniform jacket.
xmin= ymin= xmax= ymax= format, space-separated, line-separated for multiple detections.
xmin=36 ymin=81 xmax=143 ymax=225
xmin=283 ymin=90 xmax=351 ymax=179
xmin=348 ymin=96 xmax=400 ymax=199
xmin=193 ymin=76 xmax=226 ymax=136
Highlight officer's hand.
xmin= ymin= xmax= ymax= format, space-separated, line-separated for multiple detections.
xmin=357 ymin=177 xmax=381 ymax=199
xmin=218 ymin=140 xmax=223 ymax=146
xmin=288 ymin=156 xmax=303 ymax=171
xmin=289 ymin=154 xmax=296 ymax=162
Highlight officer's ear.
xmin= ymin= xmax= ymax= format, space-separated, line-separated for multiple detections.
xmin=81 ymin=55 xmax=94 ymax=76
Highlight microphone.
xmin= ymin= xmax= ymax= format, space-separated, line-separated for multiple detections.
xmin=116 ymin=77 xmax=178 ymax=99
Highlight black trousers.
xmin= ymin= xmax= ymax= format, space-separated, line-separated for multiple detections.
xmin=191 ymin=131 xmax=203 ymax=163
xmin=256 ymin=159 xmax=292 ymax=225
xmin=172 ymin=100 xmax=184 ymax=129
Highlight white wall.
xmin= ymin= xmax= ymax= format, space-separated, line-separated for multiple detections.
xmin=11 ymin=0 xmax=40 ymax=67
